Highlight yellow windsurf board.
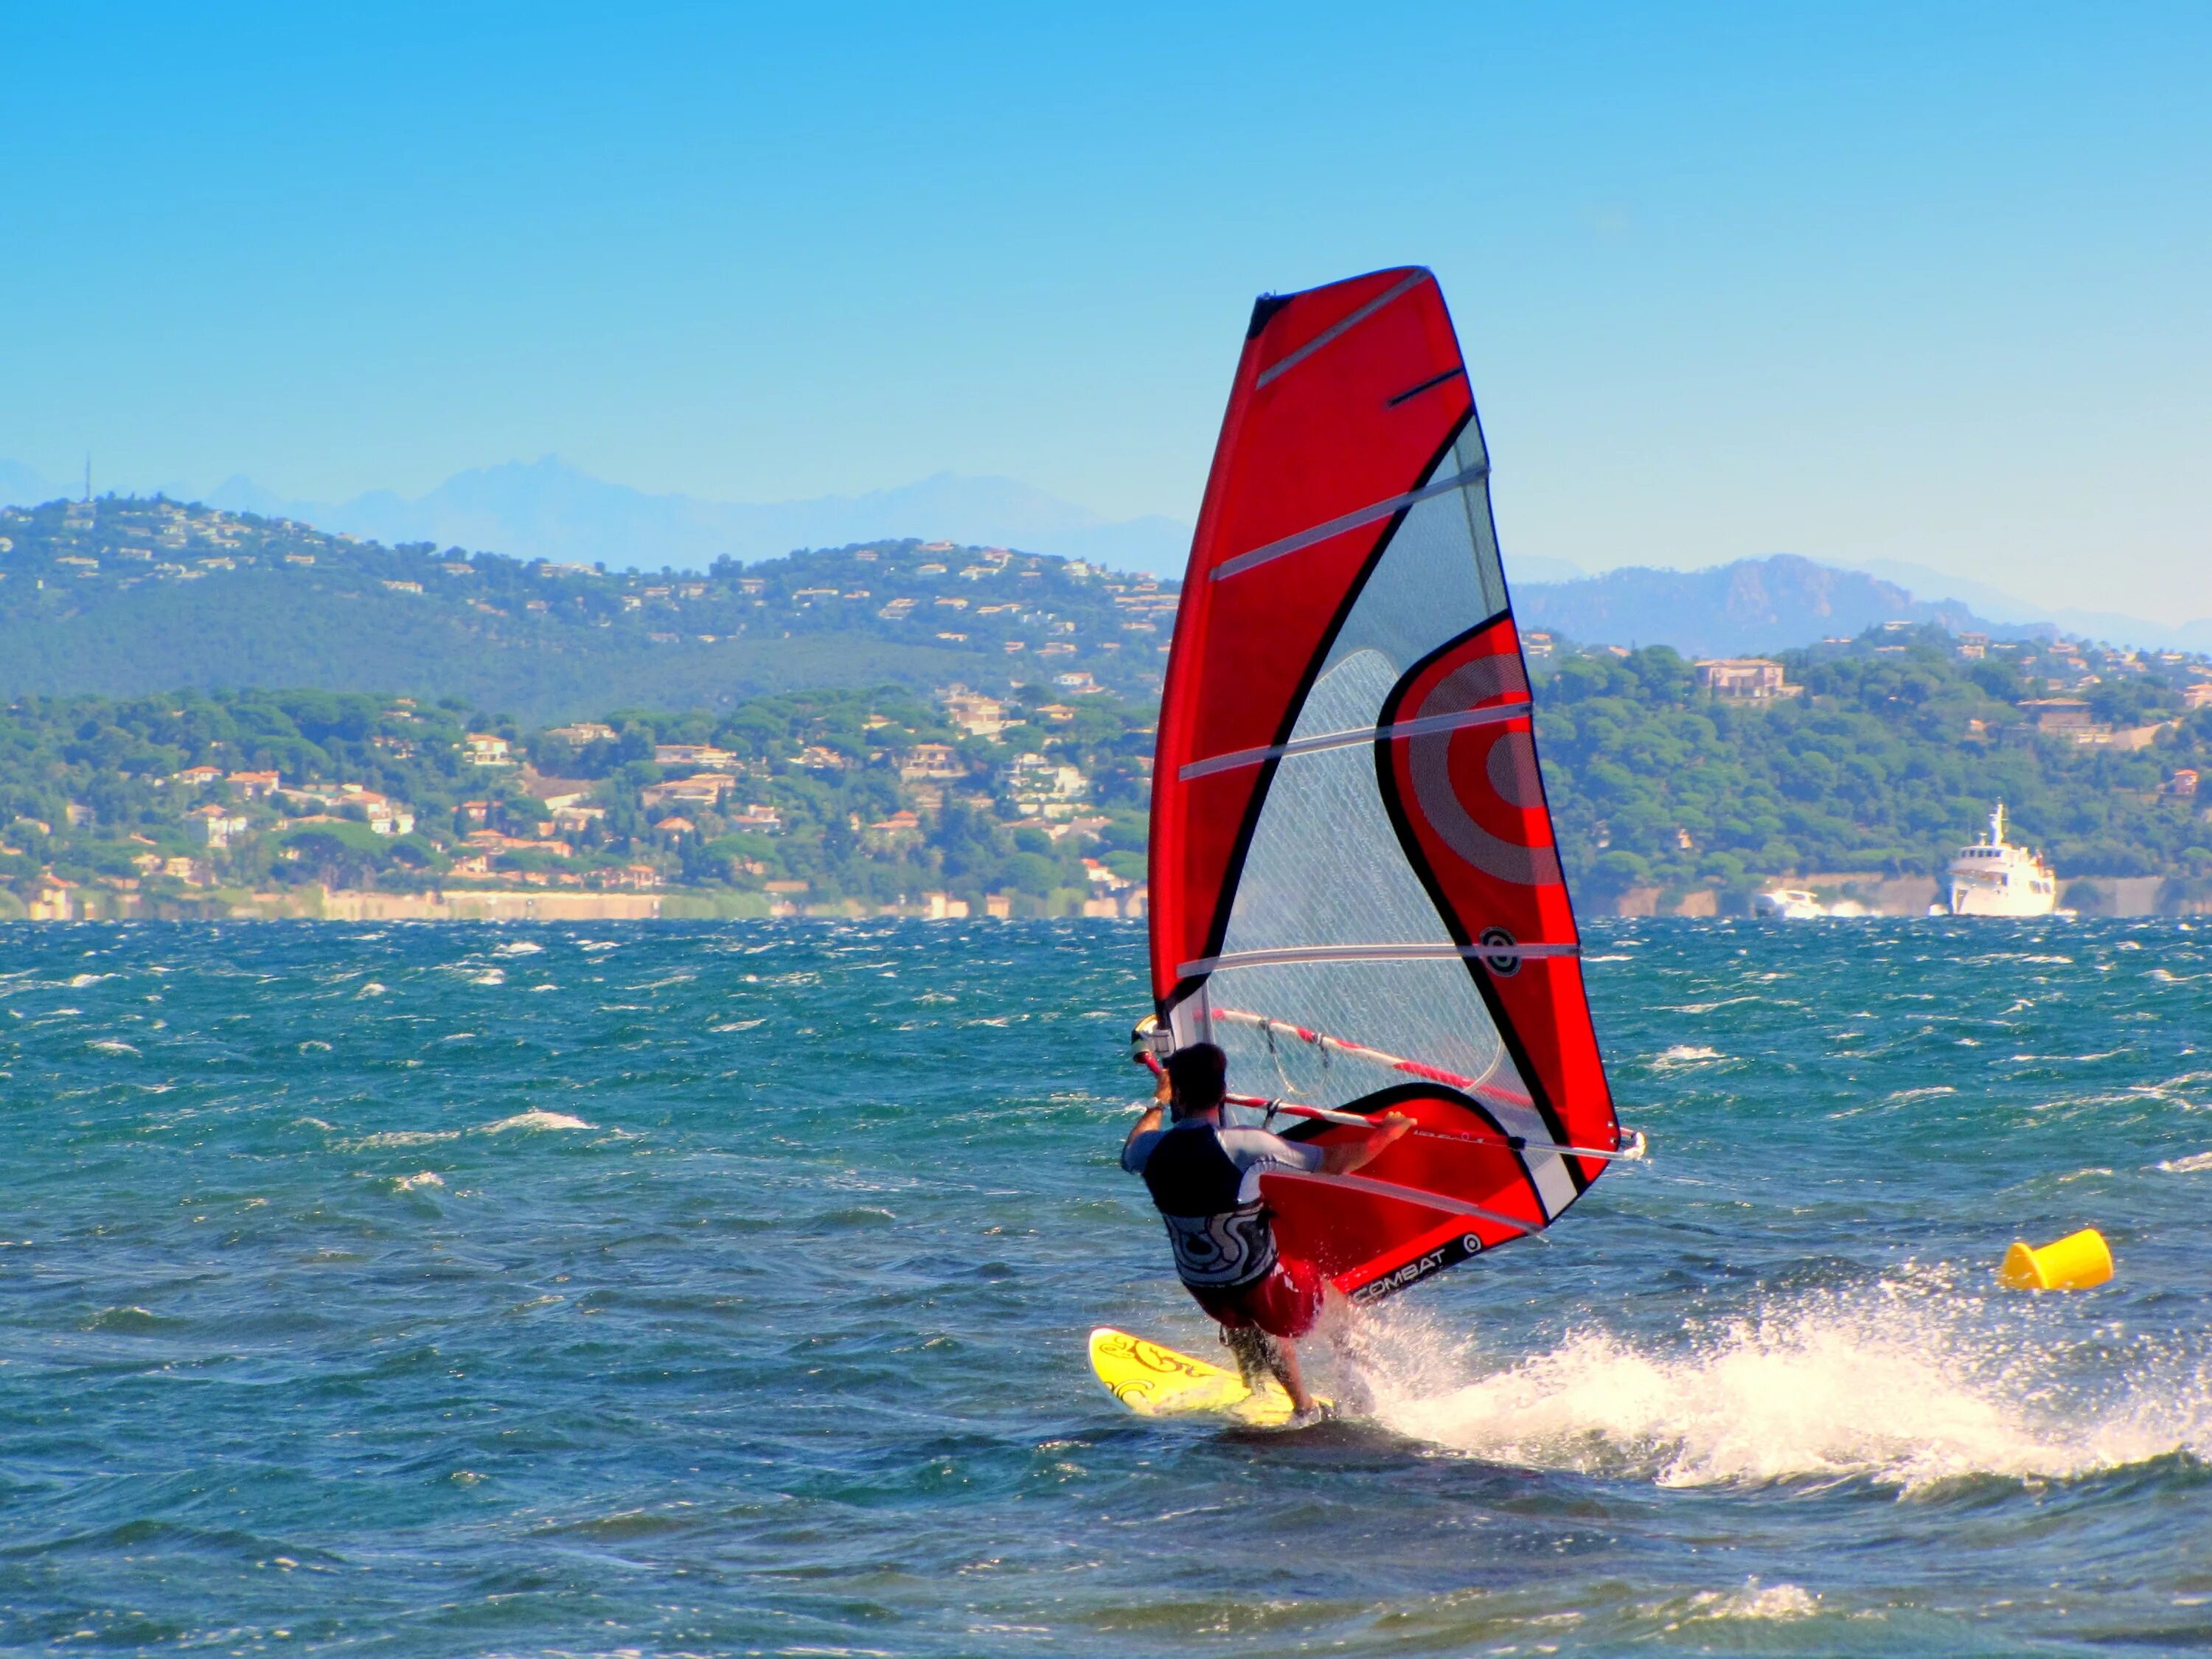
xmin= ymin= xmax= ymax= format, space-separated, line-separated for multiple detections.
xmin=1088 ymin=1326 xmax=1318 ymax=1427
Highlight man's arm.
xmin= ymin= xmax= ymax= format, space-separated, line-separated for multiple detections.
xmin=1316 ymin=1111 xmax=1413 ymax=1176
xmin=1123 ymin=1103 xmax=1164 ymax=1155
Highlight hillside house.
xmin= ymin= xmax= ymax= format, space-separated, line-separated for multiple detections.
xmin=465 ymin=734 xmax=514 ymax=765
xmin=899 ymin=742 xmax=964 ymax=783
xmin=27 ymin=875 xmax=74 ymax=922
xmin=1694 ymin=659 xmax=1801 ymax=699
xmin=1006 ymin=754 xmax=1089 ymax=820
xmin=728 ymin=803 xmax=785 ymax=832
xmin=338 ymin=786 xmax=414 ymax=835
xmin=2015 ymin=698 xmax=2112 ymax=745
xmin=942 ymin=689 xmax=1007 ymax=737
xmin=226 ymin=770 xmax=280 ymax=799
xmin=654 ymin=744 xmax=737 ymax=770
xmin=190 ymin=804 xmax=248 ymax=848
xmin=548 ymin=722 xmax=616 ymax=744
xmin=642 ymin=773 xmax=736 ymax=808
xmin=864 ymin=810 xmax=923 ymax=851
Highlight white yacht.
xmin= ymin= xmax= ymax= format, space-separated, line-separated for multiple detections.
xmin=1947 ymin=803 xmax=2058 ymax=917
xmin=1755 ymin=888 xmax=1826 ymax=919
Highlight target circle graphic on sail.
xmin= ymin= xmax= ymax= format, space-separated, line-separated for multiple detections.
xmin=1399 ymin=648 xmax=1562 ymax=889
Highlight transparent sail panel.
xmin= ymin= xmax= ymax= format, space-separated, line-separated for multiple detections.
xmin=1194 ymin=955 xmax=1570 ymax=1219
xmin=1319 ymin=437 xmax=1507 ymax=682
xmin=1202 ymin=958 xmax=1520 ymax=1107
xmin=1215 ymin=650 xmax=1439 ymax=954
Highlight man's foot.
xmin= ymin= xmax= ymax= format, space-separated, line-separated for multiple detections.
xmin=1286 ymin=1399 xmax=1336 ymax=1428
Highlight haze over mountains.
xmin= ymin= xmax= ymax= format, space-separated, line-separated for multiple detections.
xmin=4 ymin=454 xmax=2208 ymax=655
xmin=0 ymin=457 xmax=1189 ymax=576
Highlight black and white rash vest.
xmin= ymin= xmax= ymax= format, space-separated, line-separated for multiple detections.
xmin=1121 ymin=1120 xmax=1324 ymax=1290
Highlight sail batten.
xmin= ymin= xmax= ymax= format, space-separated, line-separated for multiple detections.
xmin=1211 ymin=463 xmax=1493 ymax=580
xmin=1178 ymin=698 xmax=1531 ymax=780
xmin=1150 ymin=266 xmax=1619 ymax=1303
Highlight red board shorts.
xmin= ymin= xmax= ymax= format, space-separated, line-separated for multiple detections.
xmin=1189 ymin=1253 xmax=1324 ymax=1342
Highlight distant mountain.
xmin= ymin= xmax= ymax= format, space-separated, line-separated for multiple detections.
xmin=192 ymin=456 xmax=1192 ymax=575
xmin=1514 ymin=554 xmax=2001 ymax=656
xmin=0 ymin=459 xmax=59 ymax=507
xmin=1851 ymin=556 xmax=2212 ymax=653
xmin=1531 ymin=549 xmax=2212 ymax=656
xmin=1506 ymin=554 xmax=1587 ymax=585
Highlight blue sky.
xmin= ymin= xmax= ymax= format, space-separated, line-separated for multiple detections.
xmin=2 ymin=2 xmax=2206 ymax=613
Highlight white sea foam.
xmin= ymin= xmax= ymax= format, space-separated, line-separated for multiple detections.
xmin=356 ymin=982 xmax=387 ymax=998
xmin=344 ymin=1129 xmax=460 ymax=1149
xmin=481 ymin=1110 xmax=591 ymax=1133
xmin=392 ymin=1171 xmax=444 ymax=1192
xmin=1653 ymin=1581 xmax=1820 ymax=1627
xmin=471 ymin=969 xmax=506 ymax=986
xmin=2159 ymin=1150 xmax=2212 ymax=1174
xmin=493 ymin=941 xmax=543 ymax=957
xmin=86 ymin=1039 xmax=139 ymax=1055
xmin=1650 ymin=1045 xmax=1727 ymax=1069
xmin=1880 ymin=1085 xmax=1957 ymax=1106
xmin=1350 ymin=1282 xmax=2212 ymax=1494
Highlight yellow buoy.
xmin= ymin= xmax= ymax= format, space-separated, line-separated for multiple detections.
xmin=1997 ymin=1228 xmax=2113 ymax=1290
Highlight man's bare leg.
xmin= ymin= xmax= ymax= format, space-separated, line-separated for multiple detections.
xmin=1274 ymin=1338 xmax=1316 ymax=1415
xmin=1224 ymin=1325 xmax=1273 ymax=1389
xmin=1224 ymin=1325 xmax=1314 ymax=1414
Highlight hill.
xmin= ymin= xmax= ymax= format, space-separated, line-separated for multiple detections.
xmin=1532 ymin=628 xmax=2212 ymax=913
xmin=0 ymin=495 xmax=1177 ymax=722
xmin=4 ymin=625 xmax=2208 ymax=922
xmin=2 ymin=457 xmax=1192 ymax=574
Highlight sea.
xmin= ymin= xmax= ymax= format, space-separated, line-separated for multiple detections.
xmin=3 ymin=917 xmax=2209 ymax=1657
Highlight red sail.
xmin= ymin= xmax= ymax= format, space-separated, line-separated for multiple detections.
xmin=1150 ymin=268 xmax=1620 ymax=1303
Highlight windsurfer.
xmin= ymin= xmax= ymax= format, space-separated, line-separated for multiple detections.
xmin=1120 ymin=1041 xmax=1412 ymax=1418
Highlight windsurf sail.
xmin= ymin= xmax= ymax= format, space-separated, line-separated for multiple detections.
xmin=1150 ymin=267 xmax=1620 ymax=1304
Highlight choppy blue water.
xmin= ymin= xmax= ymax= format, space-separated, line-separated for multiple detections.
xmin=3 ymin=919 xmax=2210 ymax=1657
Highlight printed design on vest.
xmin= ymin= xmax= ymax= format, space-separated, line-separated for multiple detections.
xmin=1160 ymin=1202 xmax=1278 ymax=1290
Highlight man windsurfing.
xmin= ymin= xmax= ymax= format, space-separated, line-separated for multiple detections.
xmin=1120 ymin=1038 xmax=1412 ymax=1419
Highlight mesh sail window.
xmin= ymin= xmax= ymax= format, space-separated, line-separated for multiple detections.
xmin=1150 ymin=268 xmax=1620 ymax=1304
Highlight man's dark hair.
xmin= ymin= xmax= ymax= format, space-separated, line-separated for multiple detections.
xmin=1166 ymin=1043 xmax=1228 ymax=1113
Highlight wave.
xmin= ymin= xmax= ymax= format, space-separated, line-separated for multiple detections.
xmin=481 ymin=1110 xmax=591 ymax=1133
xmin=1351 ymin=1280 xmax=2212 ymax=1493
xmin=1649 ymin=1045 xmax=1728 ymax=1069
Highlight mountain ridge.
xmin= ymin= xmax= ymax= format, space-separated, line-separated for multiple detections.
xmin=210 ymin=457 xmax=1194 ymax=575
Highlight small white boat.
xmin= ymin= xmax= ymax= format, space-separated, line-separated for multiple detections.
xmin=1756 ymin=888 xmax=1826 ymax=920
xmin=1947 ymin=803 xmax=2058 ymax=917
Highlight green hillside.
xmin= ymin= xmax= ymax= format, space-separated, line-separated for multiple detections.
xmin=4 ymin=622 xmax=2208 ymax=922
xmin=1534 ymin=628 xmax=2212 ymax=910
xmin=0 ymin=495 xmax=1178 ymax=722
